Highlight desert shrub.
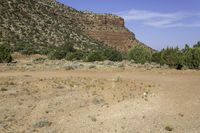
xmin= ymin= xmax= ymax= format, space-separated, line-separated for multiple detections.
xmin=128 ymin=45 xmax=152 ymax=64
xmin=152 ymin=52 xmax=164 ymax=64
xmin=37 ymin=48 xmax=52 ymax=55
xmin=165 ymin=126 xmax=174 ymax=131
xmin=160 ymin=47 xmax=183 ymax=69
xmin=0 ymin=42 xmax=12 ymax=63
xmin=14 ymin=43 xmax=54 ymax=55
xmin=104 ymin=49 xmax=123 ymax=61
xmin=48 ymin=42 xmax=75 ymax=60
xmin=66 ymin=51 xmax=85 ymax=60
xmin=184 ymin=47 xmax=200 ymax=69
xmin=13 ymin=43 xmax=40 ymax=55
xmin=86 ymin=51 xmax=105 ymax=62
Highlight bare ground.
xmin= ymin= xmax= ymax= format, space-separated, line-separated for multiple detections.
xmin=0 ymin=62 xmax=200 ymax=133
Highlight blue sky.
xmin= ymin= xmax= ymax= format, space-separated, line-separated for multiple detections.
xmin=58 ymin=0 xmax=200 ymax=50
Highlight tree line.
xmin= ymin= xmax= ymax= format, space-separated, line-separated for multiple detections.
xmin=0 ymin=41 xmax=200 ymax=69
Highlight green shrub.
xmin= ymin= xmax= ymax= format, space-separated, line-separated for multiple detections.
xmin=66 ymin=51 xmax=85 ymax=61
xmin=48 ymin=49 xmax=66 ymax=60
xmin=48 ymin=42 xmax=75 ymax=60
xmin=14 ymin=43 xmax=38 ymax=55
xmin=86 ymin=51 xmax=105 ymax=62
xmin=128 ymin=45 xmax=152 ymax=64
xmin=104 ymin=49 xmax=123 ymax=61
xmin=160 ymin=47 xmax=183 ymax=69
xmin=152 ymin=42 xmax=200 ymax=70
xmin=152 ymin=52 xmax=163 ymax=64
xmin=165 ymin=125 xmax=174 ymax=131
xmin=184 ymin=47 xmax=200 ymax=69
xmin=0 ymin=42 xmax=12 ymax=63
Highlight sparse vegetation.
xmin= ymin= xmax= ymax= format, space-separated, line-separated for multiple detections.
xmin=1 ymin=0 xmax=199 ymax=69
xmin=0 ymin=42 xmax=12 ymax=63
xmin=183 ymin=45 xmax=200 ymax=69
xmin=165 ymin=125 xmax=174 ymax=131
xmin=0 ymin=0 xmax=134 ymax=62
xmin=48 ymin=41 xmax=75 ymax=60
xmin=33 ymin=120 xmax=52 ymax=128
xmin=160 ymin=47 xmax=183 ymax=69
xmin=66 ymin=51 xmax=85 ymax=61
xmin=86 ymin=51 xmax=105 ymax=62
xmin=128 ymin=45 xmax=152 ymax=64
xmin=104 ymin=49 xmax=123 ymax=61
xmin=14 ymin=43 xmax=38 ymax=55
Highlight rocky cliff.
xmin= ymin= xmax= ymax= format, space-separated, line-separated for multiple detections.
xmin=81 ymin=12 xmax=144 ymax=51
xmin=0 ymin=0 xmax=149 ymax=53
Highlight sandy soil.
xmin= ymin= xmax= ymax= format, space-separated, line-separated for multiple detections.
xmin=0 ymin=65 xmax=200 ymax=133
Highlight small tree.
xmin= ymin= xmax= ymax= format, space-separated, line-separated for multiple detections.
xmin=128 ymin=45 xmax=152 ymax=64
xmin=184 ymin=47 xmax=200 ymax=69
xmin=152 ymin=52 xmax=164 ymax=64
xmin=86 ymin=51 xmax=105 ymax=62
xmin=104 ymin=49 xmax=123 ymax=61
xmin=66 ymin=51 xmax=85 ymax=61
xmin=0 ymin=42 xmax=12 ymax=63
xmin=13 ymin=43 xmax=38 ymax=55
xmin=161 ymin=47 xmax=183 ymax=69
xmin=48 ymin=41 xmax=75 ymax=60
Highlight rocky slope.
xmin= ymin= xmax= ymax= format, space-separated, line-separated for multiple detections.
xmin=0 ymin=0 xmax=148 ymax=53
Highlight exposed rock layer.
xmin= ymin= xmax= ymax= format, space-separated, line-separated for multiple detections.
xmin=80 ymin=12 xmax=145 ymax=51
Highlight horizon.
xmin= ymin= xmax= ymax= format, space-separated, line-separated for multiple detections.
xmin=58 ymin=0 xmax=200 ymax=50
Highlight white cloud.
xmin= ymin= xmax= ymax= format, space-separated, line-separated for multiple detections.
xmin=116 ymin=9 xmax=200 ymax=28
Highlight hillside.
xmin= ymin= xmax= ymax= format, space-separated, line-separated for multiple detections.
xmin=0 ymin=0 xmax=148 ymax=54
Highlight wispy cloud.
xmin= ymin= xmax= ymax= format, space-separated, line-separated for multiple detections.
xmin=116 ymin=9 xmax=200 ymax=28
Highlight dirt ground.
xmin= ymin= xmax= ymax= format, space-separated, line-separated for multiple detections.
xmin=0 ymin=61 xmax=200 ymax=133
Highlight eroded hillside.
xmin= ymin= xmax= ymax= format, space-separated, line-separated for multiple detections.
xmin=0 ymin=0 xmax=148 ymax=53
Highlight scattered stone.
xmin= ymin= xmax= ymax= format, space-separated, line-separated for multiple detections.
xmin=130 ymin=60 xmax=135 ymax=64
xmin=71 ymin=63 xmax=83 ymax=69
xmin=113 ymin=75 xmax=122 ymax=82
xmin=97 ymin=61 xmax=104 ymax=65
xmin=117 ymin=63 xmax=124 ymax=68
xmin=104 ymin=60 xmax=114 ymax=65
xmin=143 ymin=92 xmax=148 ymax=97
xmin=162 ymin=64 xmax=169 ymax=69
xmin=146 ymin=66 xmax=152 ymax=70
xmin=64 ymin=64 xmax=74 ymax=70
xmin=11 ymin=60 xmax=18 ymax=64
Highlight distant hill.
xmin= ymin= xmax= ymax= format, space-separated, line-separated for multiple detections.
xmin=0 ymin=0 xmax=151 ymax=54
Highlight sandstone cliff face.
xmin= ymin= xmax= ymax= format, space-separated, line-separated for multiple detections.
xmin=80 ymin=12 xmax=143 ymax=51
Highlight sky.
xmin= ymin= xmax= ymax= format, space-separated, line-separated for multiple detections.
xmin=58 ymin=0 xmax=200 ymax=50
